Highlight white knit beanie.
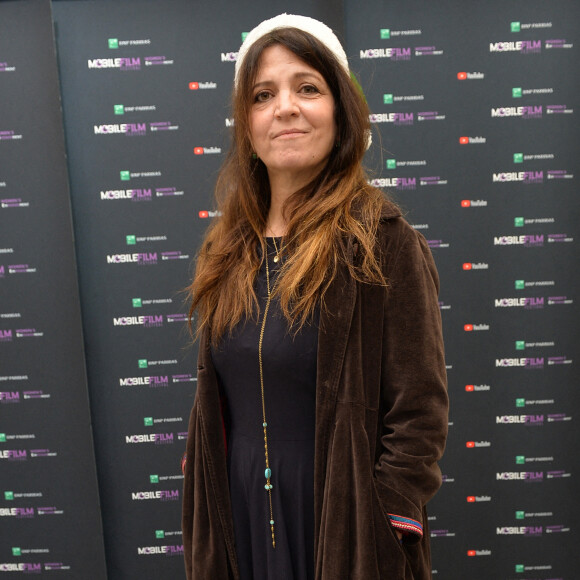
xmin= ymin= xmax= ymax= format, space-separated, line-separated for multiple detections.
xmin=234 ymin=13 xmax=349 ymax=88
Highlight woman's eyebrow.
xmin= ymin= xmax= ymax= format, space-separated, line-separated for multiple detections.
xmin=252 ymin=71 xmax=324 ymax=90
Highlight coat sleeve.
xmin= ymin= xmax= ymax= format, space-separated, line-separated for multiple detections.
xmin=374 ymin=219 xmax=449 ymax=544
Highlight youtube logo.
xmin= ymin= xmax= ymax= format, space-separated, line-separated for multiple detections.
xmin=457 ymin=72 xmax=467 ymax=80
xmin=466 ymin=441 xmax=475 ymax=448
xmin=463 ymin=263 xmax=472 ymax=270
xmin=464 ymin=324 xmax=474 ymax=331
xmin=198 ymin=211 xmax=209 ymax=218
xmin=465 ymin=385 xmax=475 ymax=392
xmin=467 ymin=550 xmax=476 ymax=557
xmin=459 ymin=136 xmax=469 ymax=145
xmin=194 ymin=147 xmax=204 ymax=155
xmin=189 ymin=82 xmax=199 ymax=90
xmin=461 ymin=200 xmax=471 ymax=207
xmin=467 ymin=496 xmax=476 ymax=502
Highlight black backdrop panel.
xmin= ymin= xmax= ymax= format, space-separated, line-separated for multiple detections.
xmin=346 ymin=0 xmax=579 ymax=578
xmin=0 ymin=1 xmax=107 ymax=578
xmin=52 ymin=1 xmax=342 ymax=578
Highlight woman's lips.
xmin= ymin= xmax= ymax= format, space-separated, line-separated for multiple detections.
xmin=274 ymin=129 xmax=307 ymax=139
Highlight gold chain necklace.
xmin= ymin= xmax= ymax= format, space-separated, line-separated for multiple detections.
xmin=272 ymin=234 xmax=283 ymax=262
xmin=258 ymin=237 xmax=282 ymax=549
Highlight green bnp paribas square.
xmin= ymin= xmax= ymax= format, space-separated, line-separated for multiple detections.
xmin=383 ymin=93 xmax=394 ymax=105
xmin=386 ymin=159 xmax=397 ymax=170
xmin=5 ymin=491 xmax=14 ymax=500
xmin=516 ymin=398 xmax=525 ymax=407
xmin=380 ymin=28 xmax=390 ymax=39
xmin=515 ymin=564 xmax=524 ymax=573
xmin=515 ymin=280 xmax=525 ymax=290
xmin=511 ymin=22 xmax=521 ymax=33
xmin=126 ymin=235 xmax=136 ymax=245
xmin=133 ymin=298 xmax=142 ymax=308
xmin=144 ymin=417 xmax=153 ymax=427
xmin=514 ymin=217 xmax=524 ymax=227
xmin=108 ymin=38 xmax=119 ymax=49
xmin=512 ymin=87 xmax=522 ymax=98
xmin=12 ymin=547 xmax=21 ymax=557
xmin=0 ymin=433 xmax=6 ymax=442
xmin=514 ymin=153 xmax=524 ymax=163
xmin=515 ymin=455 xmax=525 ymax=464
xmin=155 ymin=530 xmax=165 ymax=539
xmin=515 ymin=341 xmax=525 ymax=350
xmin=138 ymin=359 xmax=148 ymax=369
xmin=150 ymin=474 xmax=159 ymax=484
xmin=114 ymin=104 xmax=124 ymax=115
xmin=120 ymin=170 xmax=130 ymax=181
xmin=515 ymin=511 xmax=525 ymax=520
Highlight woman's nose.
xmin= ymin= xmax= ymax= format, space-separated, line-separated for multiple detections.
xmin=274 ymin=91 xmax=299 ymax=118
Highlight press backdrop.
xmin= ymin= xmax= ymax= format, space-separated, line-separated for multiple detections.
xmin=1 ymin=0 xmax=578 ymax=578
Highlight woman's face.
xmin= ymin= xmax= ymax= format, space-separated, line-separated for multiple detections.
xmin=248 ymin=44 xmax=336 ymax=185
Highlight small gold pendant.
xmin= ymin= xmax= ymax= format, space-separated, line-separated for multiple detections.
xmin=273 ymin=256 xmax=279 ymax=263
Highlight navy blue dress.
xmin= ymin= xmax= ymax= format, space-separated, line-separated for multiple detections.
xmin=211 ymin=238 xmax=318 ymax=580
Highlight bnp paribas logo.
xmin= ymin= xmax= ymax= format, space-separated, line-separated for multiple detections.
xmin=383 ymin=93 xmax=394 ymax=105
xmin=114 ymin=104 xmax=125 ymax=115
xmin=511 ymin=22 xmax=521 ymax=33
xmin=515 ymin=455 xmax=526 ymax=464
xmin=516 ymin=398 xmax=526 ymax=407
xmin=515 ymin=341 xmax=525 ymax=350
xmin=126 ymin=235 xmax=136 ymax=245
xmin=144 ymin=417 xmax=153 ymax=427
xmin=512 ymin=87 xmax=522 ymax=98
xmin=155 ymin=530 xmax=165 ymax=539
xmin=515 ymin=511 xmax=525 ymax=520
xmin=120 ymin=170 xmax=130 ymax=181
xmin=386 ymin=159 xmax=397 ymax=170
xmin=150 ymin=474 xmax=159 ymax=484
xmin=138 ymin=359 xmax=148 ymax=368
xmin=380 ymin=28 xmax=390 ymax=39
xmin=5 ymin=491 xmax=14 ymax=500
xmin=514 ymin=217 xmax=524 ymax=227
xmin=108 ymin=38 xmax=119 ymax=49
xmin=515 ymin=564 xmax=524 ymax=573
xmin=513 ymin=152 xmax=524 ymax=163
xmin=0 ymin=433 xmax=6 ymax=442
xmin=515 ymin=280 xmax=525 ymax=290
xmin=132 ymin=298 xmax=142 ymax=308
xmin=12 ymin=547 xmax=21 ymax=557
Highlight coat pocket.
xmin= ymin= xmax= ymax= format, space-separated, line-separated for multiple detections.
xmin=319 ymin=402 xmax=407 ymax=579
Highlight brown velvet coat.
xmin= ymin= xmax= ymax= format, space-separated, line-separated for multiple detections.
xmin=182 ymin=201 xmax=448 ymax=579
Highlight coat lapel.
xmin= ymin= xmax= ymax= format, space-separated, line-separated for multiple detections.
xmin=313 ymin=237 xmax=357 ymax=544
xmin=197 ymin=330 xmax=239 ymax=577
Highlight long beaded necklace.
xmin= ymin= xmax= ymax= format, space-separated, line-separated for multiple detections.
xmin=258 ymin=236 xmax=282 ymax=549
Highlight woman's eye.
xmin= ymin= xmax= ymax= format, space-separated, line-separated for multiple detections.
xmin=301 ymin=85 xmax=319 ymax=95
xmin=254 ymin=91 xmax=272 ymax=102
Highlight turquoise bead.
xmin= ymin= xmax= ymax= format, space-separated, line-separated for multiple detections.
xmin=270 ymin=520 xmax=274 ymax=525
xmin=265 ymin=468 xmax=271 ymax=479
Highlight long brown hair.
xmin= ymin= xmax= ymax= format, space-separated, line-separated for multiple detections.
xmin=187 ymin=27 xmax=387 ymax=343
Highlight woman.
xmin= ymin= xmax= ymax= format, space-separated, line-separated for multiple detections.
xmin=182 ymin=13 xmax=448 ymax=580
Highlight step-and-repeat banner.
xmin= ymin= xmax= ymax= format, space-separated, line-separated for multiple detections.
xmin=2 ymin=0 xmax=578 ymax=578
xmin=0 ymin=1 xmax=107 ymax=577
xmin=347 ymin=1 xmax=579 ymax=578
